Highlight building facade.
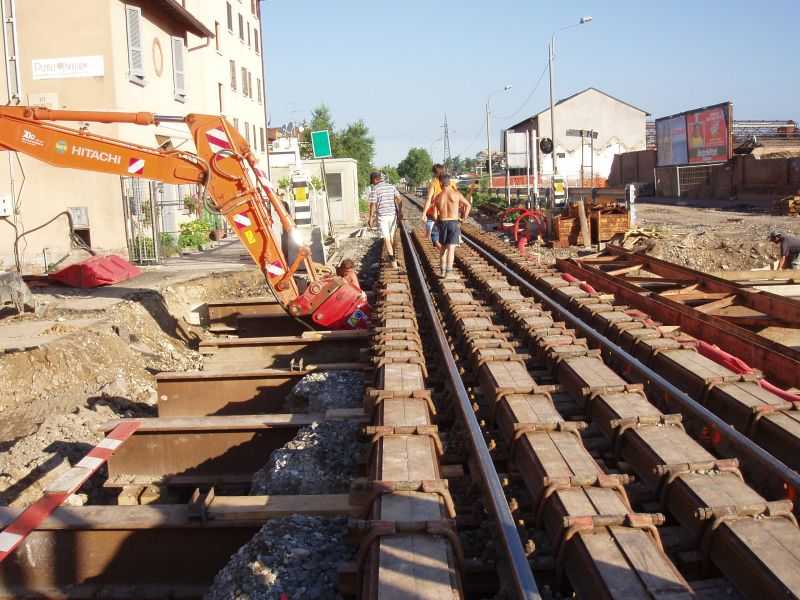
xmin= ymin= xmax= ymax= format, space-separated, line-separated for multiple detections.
xmin=0 ymin=0 xmax=269 ymax=271
xmin=508 ymin=87 xmax=648 ymax=187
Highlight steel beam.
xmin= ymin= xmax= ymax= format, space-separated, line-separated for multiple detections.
xmin=200 ymin=330 xmax=369 ymax=370
xmin=0 ymin=496 xmax=356 ymax=598
xmin=557 ymin=258 xmax=800 ymax=389
xmin=102 ymin=414 xmax=331 ymax=487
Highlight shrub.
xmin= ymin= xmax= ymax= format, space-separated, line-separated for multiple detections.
xmin=159 ymin=232 xmax=179 ymax=257
xmin=178 ymin=219 xmax=210 ymax=250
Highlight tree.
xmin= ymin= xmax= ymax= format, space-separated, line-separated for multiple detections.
xmin=444 ymin=155 xmax=464 ymax=175
xmin=299 ymin=104 xmax=375 ymax=191
xmin=337 ymin=120 xmax=375 ymax=191
xmin=382 ymin=165 xmax=401 ymax=184
xmin=300 ymin=104 xmax=335 ymax=159
xmin=397 ymin=148 xmax=433 ymax=187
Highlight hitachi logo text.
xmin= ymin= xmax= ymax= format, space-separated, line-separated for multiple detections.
xmin=71 ymin=146 xmax=122 ymax=165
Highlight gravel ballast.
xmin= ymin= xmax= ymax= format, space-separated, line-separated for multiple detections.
xmin=205 ymin=515 xmax=353 ymax=600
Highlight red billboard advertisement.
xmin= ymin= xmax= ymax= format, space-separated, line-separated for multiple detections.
xmin=655 ymin=102 xmax=732 ymax=166
xmin=687 ymin=106 xmax=729 ymax=164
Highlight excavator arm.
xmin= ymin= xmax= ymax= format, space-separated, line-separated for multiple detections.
xmin=0 ymin=106 xmax=370 ymax=330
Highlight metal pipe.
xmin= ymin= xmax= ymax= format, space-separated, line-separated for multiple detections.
xmin=462 ymin=233 xmax=800 ymax=501
xmin=400 ymin=222 xmax=542 ymax=600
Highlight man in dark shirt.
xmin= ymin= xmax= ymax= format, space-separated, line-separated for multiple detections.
xmin=769 ymin=231 xmax=800 ymax=269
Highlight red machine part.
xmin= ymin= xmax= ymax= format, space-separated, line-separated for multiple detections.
xmin=498 ymin=207 xmax=547 ymax=244
xmin=290 ymin=278 xmax=371 ymax=330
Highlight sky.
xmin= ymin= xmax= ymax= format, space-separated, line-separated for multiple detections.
xmin=261 ymin=0 xmax=800 ymax=166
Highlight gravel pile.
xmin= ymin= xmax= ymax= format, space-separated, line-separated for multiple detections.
xmin=250 ymin=421 xmax=362 ymax=495
xmin=251 ymin=370 xmax=365 ymax=496
xmin=206 ymin=516 xmax=353 ymax=600
xmin=286 ymin=370 xmax=365 ymax=413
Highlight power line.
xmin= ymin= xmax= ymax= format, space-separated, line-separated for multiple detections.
xmin=498 ymin=63 xmax=548 ymax=121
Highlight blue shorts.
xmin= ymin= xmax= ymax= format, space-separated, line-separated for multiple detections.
xmin=437 ymin=220 xmax=461 ymax=246
xmin=426 ymin=218 xmax=440 ymax=243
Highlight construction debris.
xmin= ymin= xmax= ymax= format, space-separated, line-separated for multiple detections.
xmin=773 ymin=193 xmax=800 ymax=216
xmin=0 ymin=272 xmax=34 ymax=315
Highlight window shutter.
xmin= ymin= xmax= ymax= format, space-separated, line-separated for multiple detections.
xmin=254 ymin=31 xmax=259 ymax=54
xmin=226 ymin=2 xmax=233 ymax=30
xmin=248 ymin=71 xmax=253 ymax=98
xmin=230 ymin=60 xmax=236 ymax=90
xmin=241 ymin=67 xmax=247 ymax=96
xmin=171 ymin=36 xmax=186 ymax=100
xmin=126 ymin=5 xmax=144 ymax=82
xmin=257 ymin=78 xmax=262 ymax=104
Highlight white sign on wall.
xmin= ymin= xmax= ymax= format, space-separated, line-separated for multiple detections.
xmin=32 ymin=56 xmax=104 ymax=80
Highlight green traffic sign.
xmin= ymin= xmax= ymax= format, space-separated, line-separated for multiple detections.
xmin=311 ymin=129 xmax=333 ymax=159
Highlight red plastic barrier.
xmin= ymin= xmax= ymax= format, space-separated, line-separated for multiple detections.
xmin=696 ymin=340 xmax=753 ymax=375
xmin=561 ymin=272 xmax=598 ymax=295
xmin=696 ymin=340 xmax=800 ymax=404
xmin=49 ymin=255 xmax=142 ymax=288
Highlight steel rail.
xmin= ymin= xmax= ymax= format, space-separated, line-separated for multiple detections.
xmin=399 ymin=221 xmax=542 ymax=600
xmin=459 ymin=230 xmax=800 ymax=501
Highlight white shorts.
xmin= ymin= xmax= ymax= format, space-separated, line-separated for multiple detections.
xmin=378 ymin=214 xmax=397 ymax=239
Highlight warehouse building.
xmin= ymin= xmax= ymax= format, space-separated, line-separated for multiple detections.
xmin=507 ymin=87 xmax=648 ymax=187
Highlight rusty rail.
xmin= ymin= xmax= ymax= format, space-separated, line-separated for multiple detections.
xmin=408 ymin=217 xmax=800 ymax=597
xmin=459 ymin=225 xmax=800 ymax=504
xmin=400 ymin=222 xmax=542 ymax=600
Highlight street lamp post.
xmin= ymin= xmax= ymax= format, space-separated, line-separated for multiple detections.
xmin=486 ymin=85 xmax=512 ymax=188
xmin=548 ymin=16 xmax=592 ymax=177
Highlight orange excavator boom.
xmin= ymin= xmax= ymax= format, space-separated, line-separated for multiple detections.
xmin=0 ymin=106 xmax=370 ymax=330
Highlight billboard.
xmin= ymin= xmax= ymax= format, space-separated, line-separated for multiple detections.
xmin=656 ymin=102 xmax=732 ymax=167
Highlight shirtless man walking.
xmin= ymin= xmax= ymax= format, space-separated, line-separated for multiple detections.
xmin=434 ymin=174 xmax=471 ymax=278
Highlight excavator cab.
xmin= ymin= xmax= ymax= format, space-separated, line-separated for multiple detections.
xmin=0 ymin=106 xmax=370 ymax=330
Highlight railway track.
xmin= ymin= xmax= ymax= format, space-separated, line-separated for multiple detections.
xmin=401 ymin=191 xmax=800 ymax=597
xmin=4 ymin=192 xmax=800 ymax=597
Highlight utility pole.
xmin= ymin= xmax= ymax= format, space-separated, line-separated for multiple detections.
xmin=486 ymin=101 xmax=492 ymax=185
xmin=548 ymin=36 xmax=557 ymax=176
xmin=548 ymin=17 xmax=592 ymax=180
xmin=486 ymin=85 xmax=512 ymax=189
xmin=442 ymin=114 xmax=452 ymax=169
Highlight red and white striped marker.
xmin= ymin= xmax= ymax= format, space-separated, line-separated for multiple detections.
xmin=206 ymin=128 xmax=232 ymax=154
xmin=0 ymin=420 xmax=140 ymax=563
xmin=127 ymin=157 xmax=145 ymax=175
xmin=266 ymin=261 xmax=286 ymax=277
xmin=233 ymin=212 xmax=252 ymax=230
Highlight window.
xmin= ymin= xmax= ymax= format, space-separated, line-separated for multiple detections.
xmin=251 ymin=0 xmax=257 ymax=16
xmin=244 ymin=121 xmax=249 ymax=144
xmin=326 ymin=173 xmax=344 ymax=201
xmin=214 ymin=21 xmax=221 ymax=52
xmin=226 ymin=2 xmax=233 ymax=31
xmin=125 ymin=5 xmax=145 ymax=84
xmin=217 ymin=83 xmax=224 ymax=113
xmin=238 ymin=13 xmax=244 ymax=41
xmin=260 ymin=127 xmax=265 ymax=152
xmin=254 ymin=31 xmax=259 ymax=54
xmin=247 ymin=22 xmax=251 ymax=47
xmin=256 ymin=78 xmax=262 ymax=104
xmin=171 ymin=36 xmax=186 ymax=101
xmin=229 ymin=60 xmax=236 ymax=90
xmin=233 ymin=117 xmax=239 ymax=132
xmin=247 ymin=71 xmax=253 ymax=98
xmin=241 ymin=67 xmax=247 ymax=96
